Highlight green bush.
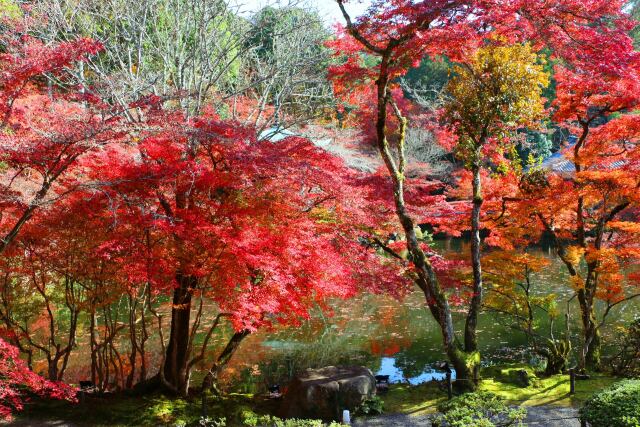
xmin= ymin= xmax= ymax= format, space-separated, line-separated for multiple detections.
xmin=580 ymin=379 xmax=640 ymax=427
xmin=197 ymin=417 xmax=227 ymax=427
xmin=433 ymin=391 xmax=526 ymax=427
xmin=241 ymin=412 xmax=346 ymax=427
xmin=611 ymin=319 xmax=640 ymax=377
xmin=356 ymin=396 xmax=384 ymax=416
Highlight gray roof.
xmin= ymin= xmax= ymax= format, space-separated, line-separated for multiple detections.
xmin=258 ymin=126 xmax=297 ymax=142
xmin=541 ymin=136 xmax=626 ymax=173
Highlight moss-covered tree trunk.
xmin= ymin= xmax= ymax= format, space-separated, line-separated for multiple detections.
xmin=578 ymin=269 xmax=601 ymax=372
xmin=372 ymin=52 xmax=479 ymax=392
xmin=539 ymin=338 xmax=571 ymax=376
xmin=578 ymin=296 xmax=601 ymax=371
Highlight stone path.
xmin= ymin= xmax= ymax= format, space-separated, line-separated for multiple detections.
xmin=353 ymin=405 xmax=581 ymax=427
xmin=524 ymin=406 xmax=581 ymax=427
xmin=353 ymin=413 xmax=432 ymax=427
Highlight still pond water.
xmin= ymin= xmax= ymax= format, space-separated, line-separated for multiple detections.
xmin=217 ymin=240 xmax=638 ymax=393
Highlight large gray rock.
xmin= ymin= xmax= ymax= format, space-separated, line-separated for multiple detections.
xmin=280 ymin=366 xmax=377 ymax=421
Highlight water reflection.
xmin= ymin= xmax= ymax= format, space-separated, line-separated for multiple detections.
xmin=377 ymin=357 xmax=456 ymax=385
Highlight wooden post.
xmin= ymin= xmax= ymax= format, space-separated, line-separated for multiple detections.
xmin=569 ymin=368 xmax=576 ymax=395
xmin=201 ymin=389 xmax=208 ymax=418
xmin=446 ymin=371 xmax=453 ymax=400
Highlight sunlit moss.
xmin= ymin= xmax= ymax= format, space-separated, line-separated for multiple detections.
xmin=480 ymin=375 xmax=618 ymax=407
xmin=382 ymin=365 xmax=619 ymax=419
xmin=383 ymin=382 xmax=447 ymax=416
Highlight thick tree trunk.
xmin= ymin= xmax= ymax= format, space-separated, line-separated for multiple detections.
xmin=48 ymin=357 xmax=59 ymax=381
xmin=163 ymin=273 xmax=197 ymax=396
xmin=449 ymin=348 xmax=480 ymax=391
xmin=586 ymin=329 xmax=601 ymax=369
xmin=465 ymin=163 xmax=483 ymax=354
xmin=578 ymin=262 xmax=601 ymax=371
xmin=577 ymin=287 xmax=601 ymax=372
xmin=538 ymin=338 xmax=571 ymax=376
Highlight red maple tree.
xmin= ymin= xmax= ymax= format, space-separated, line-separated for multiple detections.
xmin=329 ymin=0 xmax=637 ymax=385
xmin=0 ymin=338 xmax=76 ymax=420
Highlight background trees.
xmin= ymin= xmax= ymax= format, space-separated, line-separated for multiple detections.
xmin=498 ymin=52 xmax=640 ymax=371
xmin=239 ymin=5 xmax=333 ymax=131
xmin=483 ymin=252 xmax=572 ymax=375
xmin=38 ymin=0 xmax=333 ymax=131
xmin=39 ymin=0 xmax=245 ymax=117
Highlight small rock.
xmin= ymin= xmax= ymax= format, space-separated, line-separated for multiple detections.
xmin=517 ymin=369 xmax=530 ymax=387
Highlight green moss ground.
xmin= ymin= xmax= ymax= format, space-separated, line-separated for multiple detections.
xmin=382 ymin=364 xmax=620 ymax=416
xmin=14 ymin=392 xmax=278 ymax=426
xmin=381 ymin=382 xmax=448 ymax=416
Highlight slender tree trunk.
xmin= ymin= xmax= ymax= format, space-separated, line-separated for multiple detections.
xmin=90 ymin=308 xmax=98 ymax=386
xmin=465 ymin=163 xmax=483 ymax=356
xmin=139 ymin=293 xmax=149 ymax=384
xmin=370 ymin=54 xmax=479 ymax=391
xmin=59 ymin=317 xmax=78 ymax=381
xmin=163 ymin=273 xmax=197 ymax=396
xmin=126 ymin=297 xmax=138 ymax=389
xmin=201 ymin=330 xmax=250 ymax=394
xmin=334 ymin=7 xmax=483 ymax=389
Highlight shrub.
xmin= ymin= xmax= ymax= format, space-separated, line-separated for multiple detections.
xmin=241 ymin=412 xmax=346 ymax=427
xmin=433 ymin=391 xmax=526 ymax=427
xmin=580 ymin=379 xmax=640 ymax=427
xmin=611 ymin=319 xmax=640 ymax=377
xmin=197 ymin=417 xmax=227 ymax=427
xmin=0 ymin=338 xmax=77 ymax=420
xmin=356 ymin=396 xmax=384 ymax=416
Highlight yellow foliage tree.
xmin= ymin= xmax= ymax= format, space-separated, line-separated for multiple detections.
xmin=443 ymin=43 xmax=549 ymax=356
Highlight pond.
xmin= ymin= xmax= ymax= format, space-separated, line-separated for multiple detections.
xmin=217 ymin=239 xmax=638 ymax=393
